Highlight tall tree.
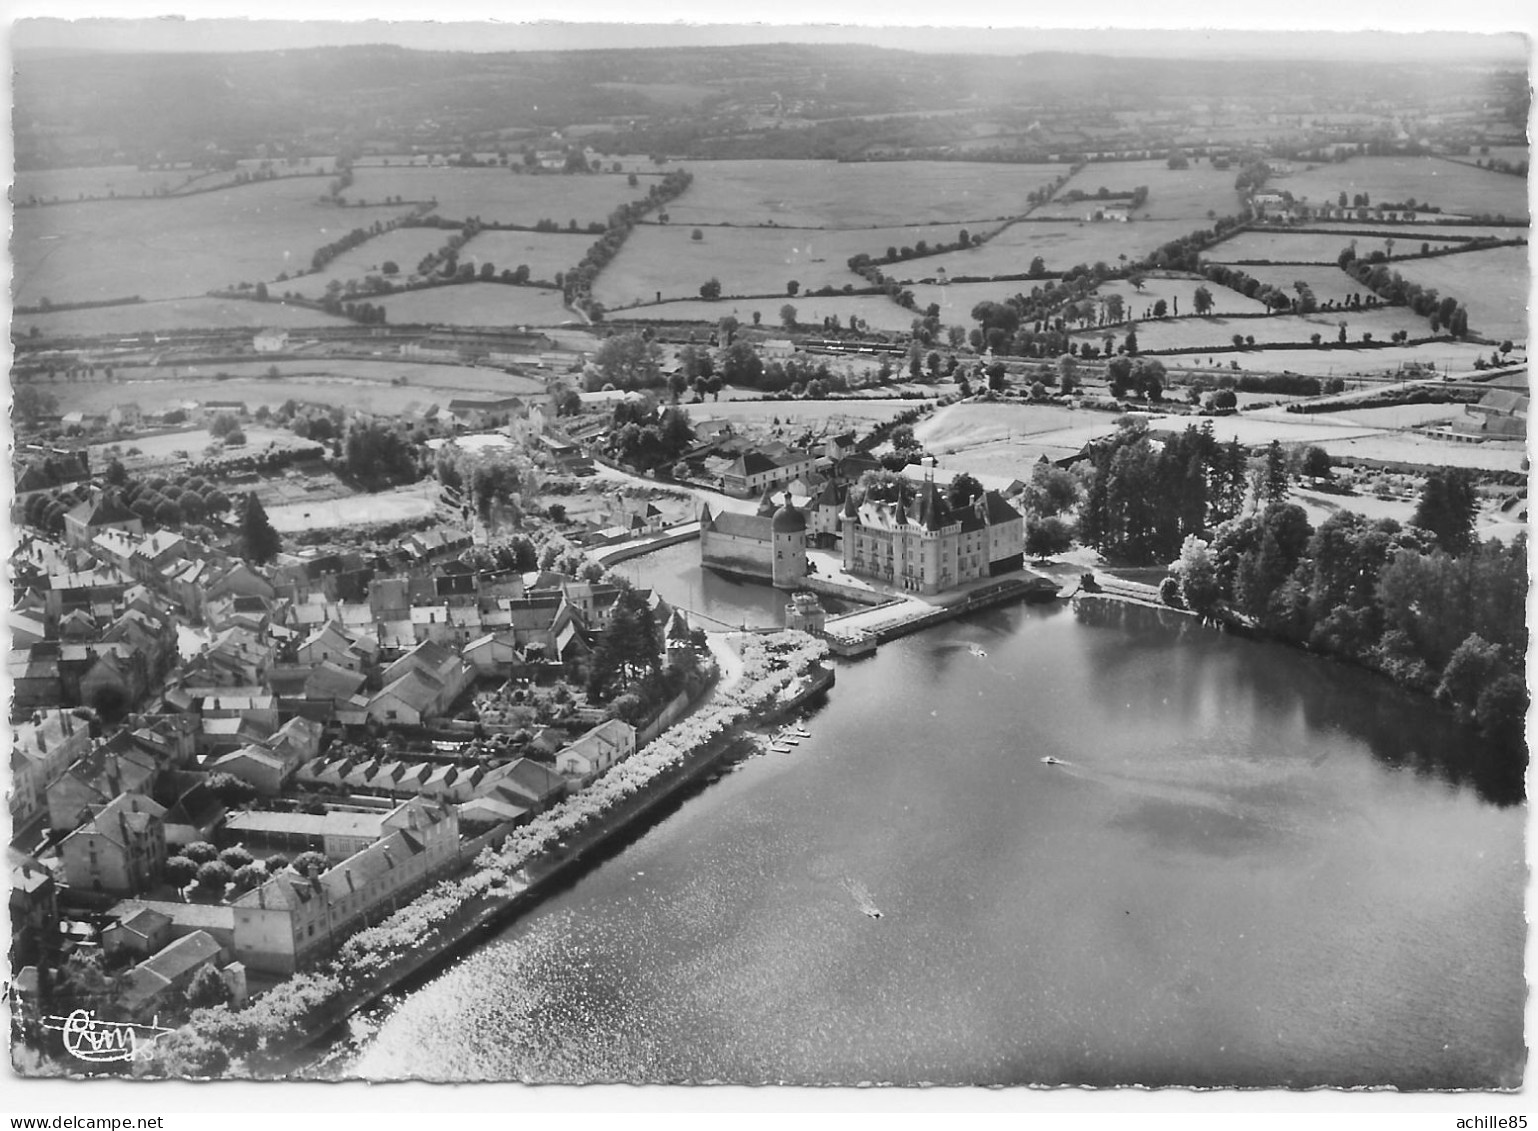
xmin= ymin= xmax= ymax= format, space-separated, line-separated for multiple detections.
xmin=1411 ymin=468 xmax=1478 ymax=555
xmin=240 ymin=492 xmax=281 ymax=564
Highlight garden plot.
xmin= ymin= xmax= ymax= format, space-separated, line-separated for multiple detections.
xmin=277 ymin=228 xmax=458 ymax=299
xmin=379 ymin=283 xmax=574 ymax=327
xmin=461 ymin=229 xmax=592 ymax=285
xmin=592 ymin=225 xmax=932 ymax=308
xmin=343 ymin=166 xmax=651 ymax=226
xmin=1389 ymin=245 xmax=1531 ymax=344
xmin=12 ymin=185 xmax=412 ymax=307
xmin=1032 ymin=160 xmax=1242 ymax=221
xmin=1208 ymin=229 xmax=1466 ymax=264
xmin=1273 ymin=155 xmax=1529 ymax=220
xmin=915 ymin=220 xmax=1199 ymax=278
xmin=609 ymin=294 xmax=917 ymax=334
xmin=14 ymin=298 xmax=349 ymax=338
xmin=661 ymin=160 xmax=1062 ymax=228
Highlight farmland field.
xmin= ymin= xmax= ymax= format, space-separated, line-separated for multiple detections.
xmin=1296 ymin=221 xmax=1528 ymax=242
xmin=1272 ymin=155 xmax=1529 ymax=220
xmin=660 ymin=160 xmax=1063 ymax=228
xmin=914 ymin=219 xmax=1199 ymax=278
xmin=593 ymin=225 xmax=957 ymax=307
xmin=1031 ymin=160 xmax=1242 ymax=221
xmin=343 ymin=166 xmax=650 ymax=225
xmin=277 ymin=228 xmax=459 ymax=299
xmin=1228 ymin=264 xmax=1370 ymax=306
xmin=1073 ymin=307 xmax=1435 ymax=352
xmin=1171 ymin=340 xmax=1494 ymax=377
xmin=608 ymin=293 xmax=916 ymax=334
xmin=88 ymin=426 xmax=311 ymax=467
xmin=48 ymin=360 xmax=546 ymax=418
xmin=12 ymin=186 xmax=413 ymax=307
xmin=13 ymin=298 xmax=351 ymax=338
xmin=1082 ymin=276 xmax=1268 ymax=317
xmin=460 ymin=229 xmax=592 ymax=284
xmin=1208 ymin=230 xmax=1466 ymax=264
xmin=378 ymin=283 xmax=574 ymax=327
xmin=15 ymin=165 xmax=207 ymax=203
xmin=1389 ymin=245 xmax=1531 ymax=343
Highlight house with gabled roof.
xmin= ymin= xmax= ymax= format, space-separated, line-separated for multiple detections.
xmin=10 ymin=708 xmax=92 ymax=824
xmin=47 ymin=743 xmax=159 ymax=832
xmin=119 ymin=930 xmax=233 ymax=1018
xmin=555 ymin=719 xmax=638 ymax=785
xmin=102 ymin=906 xmax=174 ymax=959
xmin=60 ymin=791 xmax=167 ymax=896
xmin=63 ymin=492 xmax=144 ymax=548
xmin=231 ymin=798 xmax=458 ymax=974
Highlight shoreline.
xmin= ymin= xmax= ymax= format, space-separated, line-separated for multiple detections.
xmin=140 ymin=635 xmax=834 ymax=1077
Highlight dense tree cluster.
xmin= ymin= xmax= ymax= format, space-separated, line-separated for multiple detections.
xmin=606 ymin=399 xmax=695 ymax=472
xmin=1078 ymin=418 xmax=1249 ymax=563
xmin=342 ymin=421 xmax=419 ymax=489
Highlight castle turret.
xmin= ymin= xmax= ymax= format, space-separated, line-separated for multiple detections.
xmin=770 ymin=493 xmax=808 ymax=589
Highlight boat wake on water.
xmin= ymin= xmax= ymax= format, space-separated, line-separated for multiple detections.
xmin=843 ymin=878 xmax=883 ymax=919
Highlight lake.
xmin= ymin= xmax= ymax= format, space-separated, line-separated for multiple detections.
xmin=331 ymin=583 xmax=1525 ymax=1088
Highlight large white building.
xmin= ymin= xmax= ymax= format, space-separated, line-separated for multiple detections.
xmin=840 ymin=479 xmax=1024 ymax=595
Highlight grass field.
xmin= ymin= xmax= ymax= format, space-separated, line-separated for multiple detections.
xmin=14 ymin=298 xmax=351 ymax=338
xmin=1085 ymin=276 xmax=1269 ymax=318
xmin=1273 ymin=156 xmax=1529 ymax=221
xmin=460 ymin=229 xmax=592 ymax=284
xmin=1032 ymin=160 xmax=1243 ymax=221
xmin=277 ymin=228 xmax=455 ymax=299
xmin=660 ymin=160 xmax=1063 ymax=228
xmin=608 ymin=293 xmax=916 ymax=333
xmin=593 ymin=225 xmax=957 ymax=307
xmin=379 ymin=283 xmax=575 ymax=327
xmin=1209 ymin=230 xmax=1466 ymax=264
xmin=265 ymin=483 xmax=442 ymax=532
xmin=88 ymin=425 xmax=309 ymax=467
xmin=15 ymin=165 xmax=206 ymax=203
xmin=51 ymin=361 xmax=547 ymax=419
xmin=914 ymin=219 xmax=1200 ymax=278
xmin=343 ymin=166 xmax=650 ymax=226
xmin=1171 ymin=340 xmax=1494 ymax=377
xmin=680 ymin=398 xmax=921 ymax=432
xmin=12 ymin=185 xmax=412 ymax=307
xmin=1074 ymin=307 xmax=1436 ymax=352
xmin=1389 ymin=245 xmax=1531 ymax=343
xmin=1225 ymin=264 xmax=1371 ymax=307
xmin=1297 ymin=221 xmax=1528 ymax=242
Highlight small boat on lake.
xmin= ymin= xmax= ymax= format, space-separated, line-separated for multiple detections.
xmin=1040 ymin=756 xmax=1064 ymax=766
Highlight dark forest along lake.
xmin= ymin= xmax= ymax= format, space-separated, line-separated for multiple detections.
xmin=338 ymin=600 xmax=1525 ymax=1087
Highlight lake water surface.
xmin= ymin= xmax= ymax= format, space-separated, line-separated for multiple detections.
xmin=336 ymin=586 xmax=1525 ymax=1088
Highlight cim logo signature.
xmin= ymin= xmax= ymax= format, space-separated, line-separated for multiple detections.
xmin=41 ymin=1010 xmax=175 ymax=1063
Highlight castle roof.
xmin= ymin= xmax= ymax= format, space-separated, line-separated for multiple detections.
xmin=771 ymin=494 xmax=807 ymax=534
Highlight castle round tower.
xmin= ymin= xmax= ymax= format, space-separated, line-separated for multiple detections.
xmin=770 ymin=493 xmax=808 ymax=589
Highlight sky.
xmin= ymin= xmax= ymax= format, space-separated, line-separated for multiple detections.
xmin=6 ymin=6 xmax=1533 ymax=61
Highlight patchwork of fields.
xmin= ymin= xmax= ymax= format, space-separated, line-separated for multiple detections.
xmin=13 ymin=185 xmax=412 ymax=306
xmin=1228 ymin=264 xmax=1372 ymax=306
xmin=460 ymin=229 xmax=593 ymax=284
xmin=277 ymin=228 xmax=458 ymax=299
xmin=593 ymin=224 xmax=958 ymax=307
xmin=913 ymin=219 xmax=1199 ymax=278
